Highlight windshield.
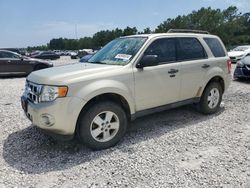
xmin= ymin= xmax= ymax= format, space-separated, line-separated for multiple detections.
xmin=88 ymin=37 xmax=147 ymax=65
xmin=233 ymin=46 xmax=250 ymax=51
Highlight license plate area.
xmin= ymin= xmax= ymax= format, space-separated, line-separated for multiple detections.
xmin=21 ymin=97 xmax=33 ymax=121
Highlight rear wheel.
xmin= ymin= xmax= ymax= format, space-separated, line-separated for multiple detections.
xmin=197 ymin=82 xmax=223 ymax=114
xmin=77 ymin=101 xmax=127 ymax=150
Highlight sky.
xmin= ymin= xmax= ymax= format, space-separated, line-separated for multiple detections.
xmin=0 ymin=0 xmax=249 ymax=48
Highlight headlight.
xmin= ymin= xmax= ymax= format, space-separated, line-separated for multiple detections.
xmin=40 ymin=85 xmax=68 ymax=102
xmin=236 ymin=61 xmax=244 ymax=68
xmin=236 ymin=54 xmax=244 ymax=59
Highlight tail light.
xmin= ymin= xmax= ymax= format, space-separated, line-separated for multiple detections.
xmin=227 ymin=59 xmax=232 ymax=73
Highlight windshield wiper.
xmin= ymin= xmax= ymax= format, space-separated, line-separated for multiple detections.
xmin=88 ymin=61 xmax=107 ymax=64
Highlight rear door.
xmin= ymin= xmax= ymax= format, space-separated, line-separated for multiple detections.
xmin=176 ymin=37 xmax=209 ymax=100
xmin=134 ymin=37 xmax=181 ymax=111
xmin=0 ymin=51 xmax=9 ymax=75
xmin=0 ymin=51 xmax=21 ymax=74
xmin=0 ymin=51 xmax=28 ymax=75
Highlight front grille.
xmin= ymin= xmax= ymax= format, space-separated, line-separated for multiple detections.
xmin=25 ymin=81 xmax=42 ymax=104
xmin=230 ymin=57 xmax=236 ymax=60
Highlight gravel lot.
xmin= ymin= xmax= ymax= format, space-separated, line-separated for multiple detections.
xmin=0 ymin=57 xmax=249 ymax=187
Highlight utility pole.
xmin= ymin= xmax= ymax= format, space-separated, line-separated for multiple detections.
xmin=75 ymin=23 xmax=78 ymax=40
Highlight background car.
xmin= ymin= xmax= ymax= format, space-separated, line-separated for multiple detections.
xmin=31 ymin=51 xmax=60 ymax=60
xmin=70 ymin=51 xmax=78 ymax=59
xmin=77 ymin=49 xmax=94 ymax=58
xmin=0 ymin=50 xmax=53 ymax=77
xmin=234 ymin=54 xmax=250 ymax=80
xmin=79 ymin=54 xmax=93 ymax=62
xmin=228 ymin=45 xmax=250 ymax=63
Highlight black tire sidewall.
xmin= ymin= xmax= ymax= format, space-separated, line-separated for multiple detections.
xmin=77 ymin=101 xmax=127 ymax=150
xmin=199 ymin=82 xmax=223 ymax=114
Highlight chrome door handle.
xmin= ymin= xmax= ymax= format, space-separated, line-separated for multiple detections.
xmin=168 ymin=69 xmax=179 ymax=74
xmin=202 ymin=64 xmax=210 ymax=69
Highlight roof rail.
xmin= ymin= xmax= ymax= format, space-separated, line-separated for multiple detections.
xmin=167 ymin=29 xmax=210 ymax=34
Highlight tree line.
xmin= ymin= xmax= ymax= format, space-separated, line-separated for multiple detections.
xmin=27 ymin=6 xmax=250 ymax=51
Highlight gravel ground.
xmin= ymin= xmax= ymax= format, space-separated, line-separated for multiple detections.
xmin=0 ymin=57 xmax=249 ymax=187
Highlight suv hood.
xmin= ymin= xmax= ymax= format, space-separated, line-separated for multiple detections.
xmin=28 ymin=63 xmax=121 ymax=85
xmin=228 ymin=51 xmax=246 ymax=57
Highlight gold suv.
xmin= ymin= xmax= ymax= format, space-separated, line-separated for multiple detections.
xmin=21 ymin=29 xmax=232 ymax=150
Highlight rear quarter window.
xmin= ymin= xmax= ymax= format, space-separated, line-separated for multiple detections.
xmin=203 ymin=37 xmax=226 ymax=57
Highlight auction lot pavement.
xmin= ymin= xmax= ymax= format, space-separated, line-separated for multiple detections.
xmin=0 ymin=57 xmax=249 ymax=187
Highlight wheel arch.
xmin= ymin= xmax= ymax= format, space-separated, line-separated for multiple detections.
xmin=202 ymin=75 xmax=225 ymax=96
xmin=75 ymin=92 xmax=132 ymax=134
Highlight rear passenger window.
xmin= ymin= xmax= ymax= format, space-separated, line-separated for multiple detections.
xmin=144 ymin=38 xmax=176 ymax=64
xmin=177 ymin=38 xmax=207 ymax=61
xmin=1 ymin=52 xmax=16 ymax=58
xmin=203 ymin=38 xmax=226 ymax=57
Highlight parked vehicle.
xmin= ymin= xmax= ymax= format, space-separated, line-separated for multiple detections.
xmin=53 ymin=50 xmax=64 ymax=56
xmin=79 ymin=54 xmax=93 ymax=62
xmin=70 ymin=51 xmax=78 ymax=59
xmin=0 ymin=50 xmax=53 ymax=77
xmin=21 ymin=30 xmax=231 ymax=150
xmin=234 ymin=54 xmax=250 ymax=80
xmin=78 ymin=49 xmax=94 ymax=58
xmin=31 ymin=51 xmax=60 ymax=60
xmin=228 ymin=45 xmax=250 ymax=63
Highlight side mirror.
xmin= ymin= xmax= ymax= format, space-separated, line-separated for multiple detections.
xmin=136 ymin=55 xmax=158 ymax=68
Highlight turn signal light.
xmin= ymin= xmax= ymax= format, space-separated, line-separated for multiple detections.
xmin=58 ymin=86 xmax=68 ymax=97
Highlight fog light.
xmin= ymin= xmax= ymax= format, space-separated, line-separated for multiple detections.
xmin=40 ymin=114 xmax=55 ymax=127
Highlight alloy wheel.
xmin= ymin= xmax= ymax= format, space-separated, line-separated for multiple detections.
xmin=90 ymin=111 xmax=120 ymax=142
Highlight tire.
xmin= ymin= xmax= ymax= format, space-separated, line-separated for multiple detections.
xmin=197 ymin=82 xmax=223 ymax=114
xmin=77 ymin=101 xmax=128 ymax=150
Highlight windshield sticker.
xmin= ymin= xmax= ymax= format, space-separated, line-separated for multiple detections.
xmin=115 ymin=54 xmax=132 ymax=61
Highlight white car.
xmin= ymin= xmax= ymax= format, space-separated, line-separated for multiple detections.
xmin=21 ymin=30 xmax=232 ymax=150
xmin=228 ymin=46 xmax=250 ymax=63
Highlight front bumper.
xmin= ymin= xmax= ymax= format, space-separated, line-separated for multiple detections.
xmin=230 ymin=57 xmax=242 ymax=64
xmin=234 ymin=66 xmax=250 ymax=78
xmin=21 ymin=96 xmax=86 ymax=138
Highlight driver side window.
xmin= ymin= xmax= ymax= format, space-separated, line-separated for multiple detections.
xmin=144 ymin=38 xmax=176 ymax=65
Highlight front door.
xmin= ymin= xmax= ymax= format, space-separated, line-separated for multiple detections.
xmin=133 ymin=38 xmax=181 ymax=111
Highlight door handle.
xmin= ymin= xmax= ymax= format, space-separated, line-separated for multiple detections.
xmin=168 ymin=69 xmax=179 ymax=74
xmin=202 ymin=64 xmax=210 ymax=69
xmin=7 ymin=60 xmax=11 ymax=63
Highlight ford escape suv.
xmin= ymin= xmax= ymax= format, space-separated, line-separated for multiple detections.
xmin=21 ymin=29 xmax=232 ymax=150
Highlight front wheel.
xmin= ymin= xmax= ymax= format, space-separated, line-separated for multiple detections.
xmin=77 ymin=101 xmax=127 ymax=150
xmin=197 ymin=82 xmax=223 ymax=114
